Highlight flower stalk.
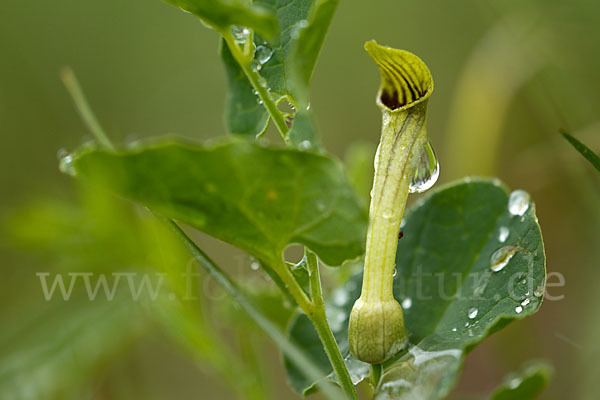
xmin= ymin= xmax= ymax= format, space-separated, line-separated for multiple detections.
xmin=349 ymin=41 xmax=434 ymax=364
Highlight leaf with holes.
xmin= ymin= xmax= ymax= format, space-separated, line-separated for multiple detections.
xmin=67 ymin=140 xmax=367 ymax=267
xmin=285 ymin=179 xmax=546 ymax=398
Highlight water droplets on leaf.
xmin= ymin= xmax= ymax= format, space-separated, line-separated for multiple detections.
xmin=490 ymin=245 xmax=518 ymax=272
xmin=515 ymin=306 xmax=523 ymax=314
xmin=231 ymin=25 xmax=250 ymax=45
xmin=298 ymin=140 xmax=312 ymax=151
xmin=392 ymin=267 xmax=398 ymax=277
xmin=409 ymin=141 xmax=440 ymax=193
xmin=534 ymin=285 xmax=545 ymax=298
xmin=402 ymin=297 xmax=412 ymax=309
xmin=498 ymin=226 xmax=509 ymax=243
xmin=508 ymin=189 xmax=530 ymax=216
xmin=58 ymin=152 xmax=75 ymax=176
xmin=467 ymin=307 xmax=478 ymax=319
xmin=521 ymin=298 xmax=530 ymax=307
xmin=251 ymin=44 xmax=273 ymax=71
xmin=250 ymin=261 xmax=260 ymax=271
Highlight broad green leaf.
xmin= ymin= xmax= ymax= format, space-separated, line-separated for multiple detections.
xmin=221 ymin=0 xmax=338 ymax=139
xmin=285 ymin=179 xmax=546 ymax=397
xmin=489 ymin=361 xmax=552 ymax=400
xmin=561 ymin=130 xmax=600 ymax=173
xmin=68 ymin=140 xmax=367 ymax=266
xmin=163 ymin=0 xmax=277 ymax=38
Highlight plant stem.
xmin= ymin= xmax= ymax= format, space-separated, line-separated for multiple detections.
xmin=60 ymin=67 xmax=115 ymax=151
xmin=271 ymin=259 xmax=312 ymax=315
xmin=222 ymin=31 xmax=290 ymax=141
xmin=223 ymin=29 xmax=358 ymax=398
xmin=167 ymin=220 xmax=345 ymax=400
xmin=305 ymin=248 xmax=323 ymax=307
xmin=306 ymin=249 xmax=359 ymax=400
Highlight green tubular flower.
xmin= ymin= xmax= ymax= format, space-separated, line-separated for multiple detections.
xmin=348 ymin=41 xmax=434 ymax=364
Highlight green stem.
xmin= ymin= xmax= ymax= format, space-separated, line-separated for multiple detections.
xmin=222 ymin=31 xmax=290 ymax=141
xmin=167 ymin=220 xmax=345 ymax=400
xmin=271 ymin=259 xmax=312 ymax=315
xmin=60 ymin=67 xmax=115 ymax=151
xmin=224 ymin=28 xmax=358 ymax=398
xmin=306 ymin=249 xmax=359 ymax=400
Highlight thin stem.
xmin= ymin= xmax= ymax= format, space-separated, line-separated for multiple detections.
xmin=222 ymin=31 xmax=290 ymax=140
xmin=167 ymin=220 xmax=344 ymax=400
xmin=310 ymin=308 xmax=359 ymax=400
xmin=305 ymin=248 xmax=358 ymax=400
xmin=271 ymin=259 xmax=312 ymax=315
xmin=60 ymin=67 xmax=115 ymax=151
xmin=306 ymin=248 xmax=323 ymax=307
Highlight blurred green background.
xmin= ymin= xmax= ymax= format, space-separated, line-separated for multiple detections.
xmin=1 ymin=0 xmax=600 ymax=399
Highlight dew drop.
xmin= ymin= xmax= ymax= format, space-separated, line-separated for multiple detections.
xmin=490 ymin=245 xmax=518 ymax=272
xmin=401 ymin=297 xmax=412 ymax=309
xmin=521 ymin=298 xmax=530 ymax=306
xmin=231 ymin=26 xmax=250 ymax=45
xmin=298 ymin=140 xmax=312 ymax=150
xmin=468 ymin=307 xmax=478 ymax=319
xmin=451 ymin=327 xmax=457 ymax=332
xmin=515 ymin=306 xmax=523 ymax=314
xmin=409 ymin=141 xmax=440 ymax=193
xmin=508 ymin=189 xmax=530 ymax=216
xmin=534 ymin=286 xmax=545 ymax=298
xmin=254 ymin=45 xmax=273 ymax=65
xmin=250 ymin=261 xmax=260 ymax=271
xmin=392 ymin=268 xmax=398 ymax=277
xmin=498 ymin=226 xmax=509 ymax=243
xmin=58 ymin=153 xmax=75 ymax=176
xmin=306 ymin=103 xmax=311 ymax=111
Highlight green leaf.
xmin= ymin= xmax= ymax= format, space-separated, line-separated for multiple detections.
xmin=221 ymin=0 xmax=338 ymax=138
xmin=285 ymin=179 xmax=546 ymax=397
xmin=489 ymin=361 xmax=553 ymax=400
xmin=561 ymin=130 xmax=600 ymax=173
xmin=163 ymin=0 xmax=278 ymax=38
xmin=68 ymin=140 xmax=367 ymax=266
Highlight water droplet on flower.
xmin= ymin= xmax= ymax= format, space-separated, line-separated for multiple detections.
xmin=515 ymin=306 xmax=523 ymax=313
xmin=490 ymin=245 xmax=518 ymax=272
xmin=468 ymin=307 xmax=478 ymax=319
xmin=498 ymin=226 xmax=509 ymax=243
xmin=401 ymin=297 xmax=412 ymax=309
xmin=250 ymin=261 xmax=260 ymax=271
xmin=58 ymin=152 xmax=75 ymax=176
xmin=521 ymin=298 xmax=530 ymax=306
xmin=508 ymin=189 xmax=530 ymax=216
xmin=409 ymin=141 xmax=439 ymax=193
